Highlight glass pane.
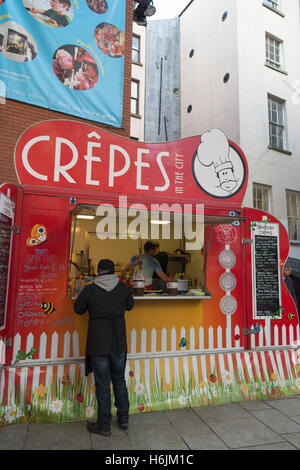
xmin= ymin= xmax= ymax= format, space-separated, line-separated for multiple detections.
xmin=131 ymin=98 xmax=137 ymax=115
xmin=132 ymin=49 xmax=139 ymax=62
xmin=132 ymin=35 xmax=139 ymax=50
xmin=131 ymin=81 xmax=138 ymax=98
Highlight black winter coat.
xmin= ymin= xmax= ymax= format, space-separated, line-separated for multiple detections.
xmin=74 ymin=281 xmax=134 ymax=363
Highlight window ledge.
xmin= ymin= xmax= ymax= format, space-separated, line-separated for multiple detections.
xmin=262 ymin=2 xmax=285 ymax=17
xmin=132 ymin=61 xmax=143 ymax=67
xmin=265 ymin=63 xmax=288 ymax=75
xmin=131 ymin=113 xmax=142 ymax=119
xmin=268 ymin=145 xmax=292 ymax=155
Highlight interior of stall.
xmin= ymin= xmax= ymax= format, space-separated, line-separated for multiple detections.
xmin=68 ymin=203 xmax=208 ymax=298
xmin=68 ymin=203 xmax=245 ymax=299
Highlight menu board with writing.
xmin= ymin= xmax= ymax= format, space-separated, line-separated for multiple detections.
xmin=252 ymin=223 xmax=281 ymax=318
xmin=0 ymin=212 xmax=12 ymax=329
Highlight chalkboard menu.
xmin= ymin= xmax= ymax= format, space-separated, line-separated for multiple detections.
xmin=252 ymin=224 xmax=281 ymax=318
xmin=0 ymin=212 xmax=12 ymax=328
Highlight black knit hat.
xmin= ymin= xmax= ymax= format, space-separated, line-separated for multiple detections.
xmin=97 ymin=259 xmax=115 ymax=275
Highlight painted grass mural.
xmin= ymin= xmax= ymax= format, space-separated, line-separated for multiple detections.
xmin=1 ymin=354 xmax=300 ymax=426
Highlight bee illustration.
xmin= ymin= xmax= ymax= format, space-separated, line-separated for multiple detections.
xmin=288 ymin=312 xmax=295 ymax=321
xmin=41 ymin=302 xmax=55 ymax=314
xmin=253 ymin=323 xmax=261 ymax=334
xmin=26 ymin=224 xmax=47 ymax=247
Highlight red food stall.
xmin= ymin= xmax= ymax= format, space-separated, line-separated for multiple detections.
xmin=0 ymin=120 xmax=299 ymax=425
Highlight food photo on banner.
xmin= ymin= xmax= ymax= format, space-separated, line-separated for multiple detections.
xmin=0 ymin=0 xmax=125 ymax=126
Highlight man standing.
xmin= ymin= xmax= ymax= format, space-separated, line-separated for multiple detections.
xmin=74 ymin=259 xmax=134 ymax=436
xmin=121 ymin=240 xmax=169 ymax=288
xmin=283 ymin=264 xmax=297 ymax=306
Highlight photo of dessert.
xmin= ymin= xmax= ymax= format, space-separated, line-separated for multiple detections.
xmin=52 ymin=45 xmax=99 ymax=90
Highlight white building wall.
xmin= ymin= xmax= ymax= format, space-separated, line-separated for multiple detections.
xmin=180 ymin=0 xmax=300 ymax=260
xmin=180 ymin=0 xmax=240 ymax=142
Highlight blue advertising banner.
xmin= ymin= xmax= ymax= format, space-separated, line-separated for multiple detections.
xmin=0 ymin=0 xmax=126 ymax=127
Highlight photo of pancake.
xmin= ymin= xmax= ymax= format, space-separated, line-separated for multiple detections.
xmin=94 ymin=22 xmax=125 ymax=58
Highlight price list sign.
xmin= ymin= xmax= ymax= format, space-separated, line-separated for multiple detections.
xmin=0 ymin=193 xmax=14 ymax=329
xmin=251 ymin=222 xmax=281 ymax=318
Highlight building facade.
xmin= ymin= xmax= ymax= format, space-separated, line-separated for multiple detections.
xmin=144 ymin=18 xmax=181 ymax=143
xmin=180 ymin=0 xmax=300 ymax=265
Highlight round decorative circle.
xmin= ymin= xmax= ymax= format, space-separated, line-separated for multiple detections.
xmin=219 ymin=249 xmax=236 ymax=269
xmin=219 ymin=272 xmax=237 ymax=291
xmin=220 ymin=295 xmax=237 ymax=316
xmin=223 ymin=73 xmax=230 ymax=83
xmin=189 ymin=49 xmax=194 ymax=58
xmin=187 ymin=104 xmax=192 ymax=113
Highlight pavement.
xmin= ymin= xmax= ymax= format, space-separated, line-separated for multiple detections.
xmin=1 ymin=395 xmax=300 ymax=451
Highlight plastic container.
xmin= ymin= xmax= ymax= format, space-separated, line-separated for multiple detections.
xmin=167 ymin=281 xmax=178 ymax=296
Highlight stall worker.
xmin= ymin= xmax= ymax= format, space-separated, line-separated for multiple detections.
xmin=121 ymin=240 xmax=169 ymax=289
xmin=74 ymin=259 xmax=134 ymax=436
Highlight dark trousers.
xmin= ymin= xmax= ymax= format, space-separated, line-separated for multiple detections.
xmin=90 ymin=352 xmax=129 ymax=431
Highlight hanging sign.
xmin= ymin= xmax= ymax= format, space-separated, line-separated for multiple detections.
xmin=14 ymin=120 xmax=248 ymax=205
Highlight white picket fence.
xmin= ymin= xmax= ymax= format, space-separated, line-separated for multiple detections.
xmin=1 ymin=322 xmax=299 ymax=406
xmin=4 ymin=322 xmax=300 ymax=366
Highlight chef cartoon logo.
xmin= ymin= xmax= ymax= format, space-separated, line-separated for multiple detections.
xmin=192 ymin=128 xmax=246 ymax=199
xmin=26 ymin=224 xmax=47 ymax=247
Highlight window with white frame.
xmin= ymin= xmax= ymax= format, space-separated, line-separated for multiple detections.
xmin=286 ymin=190 xmax=300 ymax=242
xmin=266 ymin=34 xmax=283 ymax=70
xmin=268 ymin=95 xmax=286 ymax=150
xmin=264 ymin=0 xmax=280 ymax=11
xmin=131 ymin=80 xmax=139 ymax=115
xmin=132 ymin=35 xmax=140 ymax=63
xmin=253 ymin=184 xmax=271 ymax=212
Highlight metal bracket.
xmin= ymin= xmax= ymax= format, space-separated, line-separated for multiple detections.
xmin=241 ymin=238 xmax=253 ymax=245
xmin=244 ymin=328 xmax=259 ymax=336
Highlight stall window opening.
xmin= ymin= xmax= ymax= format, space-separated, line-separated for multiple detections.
xmin=68 ymin=203 xmax=209 ymax=298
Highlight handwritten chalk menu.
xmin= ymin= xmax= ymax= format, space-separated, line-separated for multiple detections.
xmin=251 ymin=222 xmax=281 ymax=318
xmin=0 ymin=193 xmax=14 ymax=329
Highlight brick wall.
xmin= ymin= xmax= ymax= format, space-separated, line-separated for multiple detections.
xmin=0 ymin=0 xmax=133 ymax=186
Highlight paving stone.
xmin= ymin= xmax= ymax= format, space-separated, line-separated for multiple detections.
xmin=265 ymin=398 xmax=300 ymax=417
xmin=250 ymin=409 xmax=300 ymax=435
xmin=91 ymin=418 xmax=134 ymax=450
xmin=184 ymin=434 xmax=229 ymax=450
xmin=289 ymin=415 xmax=300 ymax=425
xmin=281 ymin=432 xmax=300 ymax=449
xmin=164 ymin=408 xmax=213 ymax=438
xmin=236 ymin=400 xmax=272 ymax=411
xmin=24 ymin=421 xmax=92 ymax=450
xmin=0 ymin=423 xmax=28 ymax=450
xmin=206 ymin=415 xmax=285 ymax=449
xmin=237 ymin=441 xmax=297 ymax=450
xmin=126 ymin=411 xmax=189 ymax=450
xmin=192 ymin=403 xmax=250 ymax=424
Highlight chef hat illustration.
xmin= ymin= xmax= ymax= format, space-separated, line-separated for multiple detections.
xmin=197 ymin=128 xmax=233 ymax=175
